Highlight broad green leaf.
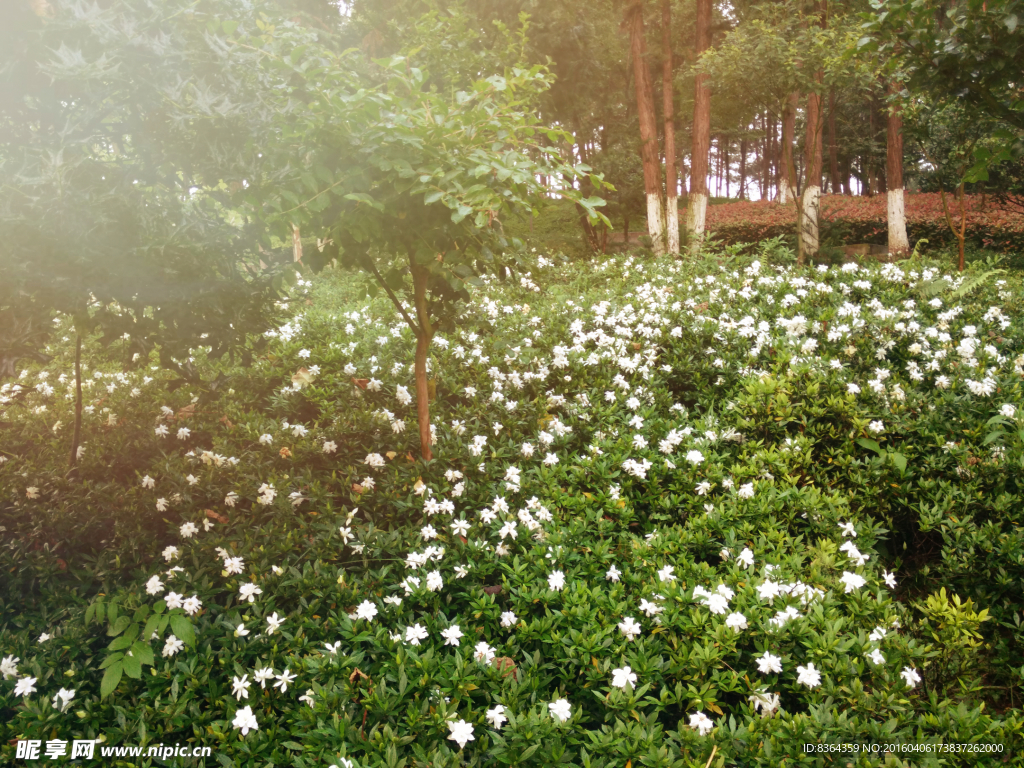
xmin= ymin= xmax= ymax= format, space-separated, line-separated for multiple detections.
xmin=169 ymin=614 xmax=196 ymax=647
xmin=101 ymin=663 xmax=123 ymax=699
xmin=122 ymin=654 xmax=143 ymax=680
xmin=856 ymin=438 xmax=883 ymax=455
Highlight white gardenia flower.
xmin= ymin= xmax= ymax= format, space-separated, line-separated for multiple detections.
xmin=548 ymin=698 xmax=572 ymax=722
xmin=14 ymin=676 xmax=37 ymax=698
xmin=868 ymin=420 xmax=885 ymax=434
xmin=162 ymin=635 xmax=184 ymax=658
xmin=548 ymin=570 xmax=566 ymax=591
xmin=145 ymin=575 xmax=165 ymax=595
xmin=238 ymin=582 xmax=263 ymax=603
xmin=162 ymin=546 xmax=179 ymax=562
xmin=1 ymin=655 xmax=20 ymax=679
xmin=867 ymin=648 xmax=886 ymax=666
xmin=689 ymin=711 xmax=714 ymax=736
xmin=355 ymin=600 xmax=378 ymax=621
xmin=725 ymin=612 xmax=748 ymax=632
xmin=441 ymin=625 xmax=464 ymax=647
xmin=618 ymin=616 xmax=642 ymax=641
xmin=232 ymin=705 xmax=259 ymax=735
xmin=901 ymin=666 xmax=922 ymax=688
xmin=180 ymin=522 xmax=199 ymax=538
xmin=500 ymin=611 xmax=518 ymax=628
xmin=141 ymin=475 xmax=155 ymax=489
xmin=234 ymin=623 xmax=250 ymax=638
xmin=405 ymin=623 xmax=428 ymax=645
xmin=474 ymin=641 xmax=496 ymax=663
xmin=883 ymin=570 xmax=897 ymax=589
xmin=756 ymin=651 xmax=783 ymax=674
xmin=447 ymin=719 xmax=475 ymax=750
xmin=274 ymin=668 xmax=297 ymax=692
xmin=52 ymin=687 xmax=76 ymax=712
xmin=606 ymin=564 xmax=621 ymax=581
xmin=184 ymin=596 xmax=203 ymax=616
xmin=266 ymin=613 xmax=285 ymax=634
xmin=999 ymin=404 xmax=1016 ymax=419
xmin=486 ymin=705 xmax=507 ymax=729
xmin=232 ymin=675 xmax=251 ymax=700
xmin=796 ymin=662 xmax=822 ymax=688
xmin=737 ymin=547 xmax=754 ymax=568
xmin=611 ymin=665 xmax=637 ymax=689
xmin=737 ymin=482 xmax=755 ymax=499
xmin=840 ymin=571 xmax=867 ymax=593
xmin=685 ymin=450 xmax=704 ymax=465
xmin=657 ymin=564 xmax=676 ymax=582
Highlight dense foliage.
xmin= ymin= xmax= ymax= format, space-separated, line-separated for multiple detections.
xmin=3 ymin=245 xmax=1023 ymax=766
xmin=704 ymin=194 xmax=1024 ymax=255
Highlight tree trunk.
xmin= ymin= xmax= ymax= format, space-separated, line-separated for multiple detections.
xmin=800 ymin=82 xmax=824 ymax=264
xmin=627 ymin=0 xmax=666 ymax=256
xmin=886 ymin=80 xmax=909 ymax=257
xmin=410 ymin=261 xmax=434 ymax=461
xmin=779 ymin=92 xmax=799 ymax=204
xmin=828 ymin=89 xmax=840 ymax=194
xmin=662 ymin=0 xmax=679 ymax=253
xmin=686 ymin=0 xmax=712 ymax=254
xmin=68 ymin=332 xmax=83 ymax=469
xmin=292 ymin=224 xmax=303 ymax=263
xmin=739 ymin=137 xmax=747 ymax=199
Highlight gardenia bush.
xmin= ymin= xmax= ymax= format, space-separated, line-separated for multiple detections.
xmin=2 ymin=247 xmax=1023 ymax=766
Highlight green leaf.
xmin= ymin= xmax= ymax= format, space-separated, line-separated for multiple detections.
xmin=856 ymin=438 xmax=883 ymax=455
xmin=130 ymin=640 xmax=155 ymax=667
xmin=107 ymin=616 xmax=131 ymax=637
xmin=281 ymin=742 xmax=305 ymax=752
xmin=108 ymin=635 xmax=134 ymax=652
xmin=122 ymin=653 xmax=143 ymax=680
xmin=99 ymin=653 xmax=124 ymax=669
xmin=891 ymin=452 xmax=907 ymax=473
xmin=100 ymin=663 xmax=124 ymax=699
xmin=169 ymin=614 xmax=196 ymax=647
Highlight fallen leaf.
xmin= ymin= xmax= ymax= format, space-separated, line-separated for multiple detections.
xmin=205 ymin=509 xmax=229 ymax=524
xmin=352 ymin=483 xmax=364 ymax=494
xmin=218 ymin=415 xmax=233 ymax=429
xmin=292 ymin=368 xmax=313 ymax=388
xmin=482 ymin=585 xmax=502 ymax=596
xmin=491 ymin=656 xmax=517 ymax=679
xmin=385 ymin=451 xmax=397 ymax=460
xmin=351 ymin=377 xmax=369 ymax=390
xmin=279 ymin=447 xmax=292 ymax=458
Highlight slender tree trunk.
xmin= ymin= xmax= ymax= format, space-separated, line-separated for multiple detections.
xmin=768 ymin=114 xmax=777 ymax=198
xmin=686 ymin=0 xmax=712 ymax=254
xmin=739 ymin=137 xmax=747 ymax=199
xmin=841 ymin=156 xmax=851 ymax=195
xmin=801 ymin=82 xmax=824 ymax=263
xmin=828 ymin=89 xmax=840 ymax=193
xmin=723 ymin=139 xmax=730 ymax=197
xmin=409 ymin=261 xmax=434 ymax=461
xmin=292 ymin=224 xmax=303 ymax=263
xmin=757 ymin=115 xmax=766 ymax=200
xmin=662 ymin=0 xmax=679 ymax=253
xmin=68 ymin=332 xmax=83 ymax=469
xmin=779 ymin=92 xmax=799 ymax=204
xmin=627 ymin=0 xmax=666 ymax=256
xmin=886 ymin=80 xmax=909 ymax=257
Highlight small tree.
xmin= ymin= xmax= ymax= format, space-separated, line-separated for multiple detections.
xmin=0 ymin=0 xmax=294 ymax=467
xmin=223 ymin=24 xmax=609 ymax=459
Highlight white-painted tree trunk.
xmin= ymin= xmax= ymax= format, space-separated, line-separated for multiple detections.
xmin=887 ymin=188 xmax=909 ymax=258
xmin=666 ymin=194 xmax=679 ymax=254
xmin=800 ymin=185 xmax=820 ymax=258
xmin=779 ymin=180 xmax=797 ymax=206
xmin=686 ymin=192 xmax=707 ymax=255
xmin=646 ymin=192 xmax=666 ymax=257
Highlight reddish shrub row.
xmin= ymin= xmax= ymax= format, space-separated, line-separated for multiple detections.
xmin=703 ymin=193 xmax=1024 ymax=253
